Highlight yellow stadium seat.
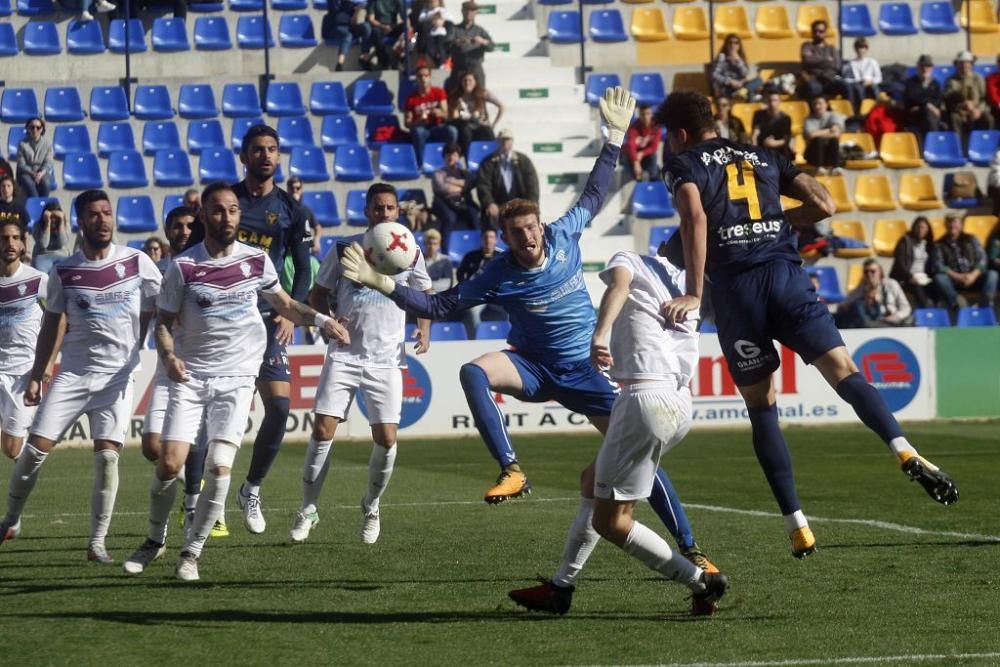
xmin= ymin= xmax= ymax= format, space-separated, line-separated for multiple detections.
xmin=792 ymin=133 xmax=806 ymax=165
xmin=899 ymin=174 xmax=944 ymax=211
xmin=714 ymin=5 xmax=753 ymax=38
xmin=855 ymin=175 xmax=896 ymax=212
xmin=623 ymin=0 xmax=654 ymax=5
xmin=796 ymin=4 xmax=836 ymax=38
xmin=873 ymin=219 xmax=909 ymax=256
xmin=964 ymin=215 xmax=999 ymax=245
xmin=830 ymin=220 xmax=872 ymax=258
xmin=879 ymin=132 xmax=924 ymax=168
xmin=663 ymin=0 xmax=694 ymax=3
xmin=960 ymin=0 xmax=1000 ymax=33
xmin=816 ymin=174 xmax=855 ymax=213
xmin=672 ymin=6 xmax=709 ymax=40
xmin=755 ymin=4 xmax=795 ymax=38
xmin=928 ymin=216 xmax=947 ymax=240
xmin=847 ymin=262 xmax=864 ymax=291
xmin=731 ymin=102 xmax=761 ymax=131
xmin=828 ymin=99 xmax=853 ymax=118
xmin=839 ymin=132 xmax=881 ymax=169
xmin=630 ymin=8 xmax=670 ymax=41
xmin=781 ymin=195 xmax=803 ymax=210
xmin=780 ymin=100 xmax=809 ymax=135
xmin=859 ymin=98 xmax=877 ymax=116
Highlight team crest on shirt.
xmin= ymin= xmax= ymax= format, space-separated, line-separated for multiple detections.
xmin=17 ymin=283 xmax=26 ymax=296
xmin=114 ymin=263 xmax=126 ymax=279
xmin=76 ymin=295 xmax=91 ymax=309
xmin=266 ymin=211 xmax=279 ymax=226
xmin=555 ymin=249 xmax=567 ymax=263
xmin=240 ymin=261 xmax=251 ymax=277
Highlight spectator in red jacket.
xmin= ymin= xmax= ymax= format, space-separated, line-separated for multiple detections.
xmin=405 ymin=64 xmax=459 ymax=163
xmin=986 ymin=54 xmax=1000 ymax=125
xmin=622 ymin=103 xmax=660 ymax=182
xmin=864 ymin=98 xmax=904 ymax=148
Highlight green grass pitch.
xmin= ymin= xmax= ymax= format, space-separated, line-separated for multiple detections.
xmin=2 ymin=422 xmax=999 ymax=666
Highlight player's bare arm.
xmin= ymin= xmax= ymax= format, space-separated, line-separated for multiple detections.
xmin=262 ymin=288 xmax=350 ymax=346
xmin=42 ymin=313 xmax=67 ymax=383
xmin=24 ymin=311 xmax=64 ymax=405
xmin=414 ymin=301 xmax=432 ymax=355
xmin=155 ymin=309 xmax=189 ymax=383
xmin=591 ymin=266 xmax=631 ymax=370
xmin=783 ymin=172 xmax=836 ymax=228
xmin=662 ymin=183 xmax=707 ymax=324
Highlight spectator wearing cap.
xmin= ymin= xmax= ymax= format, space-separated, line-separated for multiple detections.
xmin=843 ymin=37 xmax=881 ymax=116
xmin=405 ymin=64 xmax=459 ymax=164
xmin=421 ymin=228 xmax=455 ymax=293
xmin=623 ymin=103 xmax=661 ymax=182
xmin=446 ymin=1 xmax=494 ymax=88
xmin=798 ymin=20 xmax=848 ymax=101
xmin=903 ymin=54 xmax=944 ymax=139
xmin=986 ymin=54 xmax=1000 ymax=125
xmin=944 ymin=51 xmax=995 ymax=148
xmin=431 ymin=142 xmax=480 ymax=245
xmin=475 ymin=129 xmax=539 ymax=228
xmin=31 ymin=200 xmax=70 ymax=273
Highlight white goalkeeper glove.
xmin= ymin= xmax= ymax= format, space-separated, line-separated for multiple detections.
xmin=598 ymin=86 xmax=637 ymax=148
xmin=340 ymin=242 xmax=396 ymax=295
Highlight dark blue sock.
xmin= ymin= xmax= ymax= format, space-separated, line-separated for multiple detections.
xmin=748 ymin=404 xmax=801 ymax=515
xmin=649 ymin=467 xmax=695 ymax=550
xmin=184 ymin=433 xmax=208 ymax=498
xmin=459 ymin=363 xmax=517 ymax=469
xmin=246 ymin=396 xmax=291 ymax=486
xmin=835 ymin=372 xmax=904 ymax=444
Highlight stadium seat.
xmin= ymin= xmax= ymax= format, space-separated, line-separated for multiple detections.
xmin=628 ymin=72 xmax=666 ymax=107
xmin=804 ymin=265 xmax=844 ymax=303
xmin=585 ymin=73 xmax=622 ymax=106
xmin=829 ymin=220 xmax=871 ymax=257
xmin=548 ymin=11 xmax=584 ymax=43
xmin=943 ymin=172 xmax=980 ymax=208
xmin=161 ymin=193 xmax=184 ymax=222
xmin=231 ymin=0 xmax=262 ymax=9
xmin=378 ymin=144 xmax=421 ymax=181
xmin=265 ymin=81 xmax=307 ymax=116
xmin=278 ymin=14 xmax=317 ymax=47
xmin=190 ymin=0 xmax=225 ymax=10
xmin=334 ymin=144 xmax=374 ymax=182
xmin=25 ymin=196 xmax=58 ymax=227
xmin=839 ymin=132 xmax=880 ymax=169
xmin=222 ymin=83 xmax=263 ymax=117
xmin=430 ymin=322 xmax=467 ymax=341
xmin=730 ymin=102 xmax=760 ymax=131
xmin=116 ymin=195 xmax=157 ymax=233
xmin=231 ymin=116 xmax=264 ymax=151
xmin=317 ymin=236 xmax=339 ymax=259
xmin=629 ymin=8 xmax=669 ymax=41
xmin=632 ymin=181 xmax=675 ymax=218
xmin=237 ymin=16 xmax=275 ymax=49
xmin=589 ymin=9 xmax=627 ymax=42
xmin=16 ymin=0 xmax=52 ymax=15
xmin=899 ymin=174 xmax=943 ymax=210
xmin=321 ymin=114 xmax=358 ymax=152
xmin=780 ymin=100 xmax=809 ymax=135
xmin=351 ymin=79 xmax=394 ymax=115
xmin=922 ymin=131 xmax=966 ymax=167
xmin=288 ymin=146 xmax=330 ymax=182
xmin=840 ymin=3 xmax=876 ymax=36
xmin=919 ymin=0 xmax=960 ymax=33
xmin=343 ymin=189 xmax=369 ymax=225
xmin=52 ymin=124 xmax=91 ymax=159
xmin=673 ymin=6 xmax=709 ymax=40
xmin=815 ymin=174 xmax=854 ymax=212
xmin=141 ymin=121 xmax=181 ymax=156
xmin=152 ymin=16 xmax=190 ymax=51
xmin=466 ymin=140 xmax=496 ymax=173
xmin=421 ymin=142 xmax=445 ymax=175
xmin=1 ymin=88 xmax=39 ymax=123
xmin=964 ymin=215 xmax=998 ymax=245
xmin=194 ymin=16 xmax=233 ymax=50
xmin=475 ymin=321 xmax=511 ymax=340
xmin=89 ymin=86 xmax=129 ymax=122
xmin=927 ymin=216 xmax=947 ymax=240
xmin=301 ymin=190 xmax=340 ymax=227
xmin=956 ymin=306 xmax=998 ymax=327
xmin=363 ymin=113 xmax=400 ymax=150
xmin=107 ymin=150 xmax=148 ymax=189
xmin=44 ymin=87 xmax=85 ymax=122
xmin=275 ymin=116 xmax=314 ymax=151
xmin=65 ymin=18 xmax=105 ymax=54
xmin=310 ymin=81 xmax=349 ymax=115
xmin=109 ymin=18 xmax=148 ymax=53
xmin=62 ymin=152 xmax=102 ymax=190
xmin=796 ymin=5 xmax=835 ymax=38
xmin=0 ymin=23 xmax=16 ymax=57
xmin=5 ymin=126 xmax=24 ymax=159
xmin=879 ymin=132 xmax=923 ymax=168
xmin=974 ymin=62 xmax=999 ymax=78
xmin=187 ymin=119 xmax=225 ymax=154
xmin=177 ymin=84 xmax=218 ymax=119
xmin=855 ymin=175 xmax=896 ymax=211
xmin=273 ymin=0 xmax=307 ymax=9
xmin=447 ymin=230 xmax=479 ymax=265
xmin=22 ymin=20 xmax=60 ymax=55
xmin=879 ymin=2 xmax=918 ymax=34
xmin=968 ymin=130 xmax=1000 ymax=166
xmin=828 ymin=99 xmax=853 ymax=119
xmin=713 ymin=5 xmax=752 ymax=38
xmin=96 ymin=122 xmax=136 ymax=157
xmin=153 ymin=149 xmax=194 ymax=187
xmin=648 ymin=225 xmax=677 ymax=255
xmin=199 ymin=148 xmax=239 ymax=183
xmin=133 ymin=85 xmax=175 ymax=120
xmin=914 ymin=307 xmax=951 ymax=327
xmin=872 ymin=219 xmax=908 ymax=256
xmin=754 ymin=4 xmax=794 ymax=39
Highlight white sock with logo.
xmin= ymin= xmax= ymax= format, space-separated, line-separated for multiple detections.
xmin=301 ymin=437 xmax=334 ymax=515
xmin=552 ymin=497 xmax=598 ymax=588
xmin=623 ymin=520 xmax=703 ymax=591
xmin=148 ymin=474 xmax=179 ymax=544
xmin=5 ymin=443 xmax=47 ymax=522
xmin=185 ymin=472 xmax=229 ymax=558
xmin=363 ymin=444 xmax=396 ymax=512
xmin=91 ymin=450 xmax=120 ymax=548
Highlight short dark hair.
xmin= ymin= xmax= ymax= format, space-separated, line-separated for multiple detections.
xmin=654 ymin=91 xmax=715 ymax=142
xmin=166 ymin=205 xmax=198 ymax=230
xmin=637 ymin=103 xmax=652 ymax=113
xmin=240 ymin=123 xmax=280 ymax=155
xmin=366 ymin=182 xmax=398 ymax=205
xmin=811 ymin=19 xmax=826 ymax=32
xmin=74 ymin=189 xmax=110 ymax=220
xmin=481 ymin=227 xmax=496 ymax=238
xmin=443 ymin=142 xmax=462 ymax=156
xmin=201 ymin=181 xmax=236 ymax=207
xmin=0 ymin=173 xmax=13 ymax=185
xmin=0 ymin=219 xmax=28 ymax=260
xmin=43 ymin=200 xmax=62 ymax=213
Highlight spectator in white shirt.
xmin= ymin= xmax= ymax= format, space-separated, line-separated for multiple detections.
xmin=843 ymin=37 xmax=882 ymax=116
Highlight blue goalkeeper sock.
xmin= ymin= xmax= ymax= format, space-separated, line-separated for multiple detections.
xmin=748 ymin=404 xmax=801 ymax=516
xmin=246 ymin=395 xmax=291 ymax=486
xmin=835 ymin=372 xmax=904 ymax=444
xmin=459 ymin=363 xmax=517 ymax=469
xmin=649 ymin=467 xmax=695 ymax=550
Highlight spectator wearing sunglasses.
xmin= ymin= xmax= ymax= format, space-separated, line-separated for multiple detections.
xmin=16 ymin=117 xmax=53 ymax=199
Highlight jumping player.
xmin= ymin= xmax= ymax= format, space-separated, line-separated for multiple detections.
xmin=656 ymin=90 xmax=958 ymax=558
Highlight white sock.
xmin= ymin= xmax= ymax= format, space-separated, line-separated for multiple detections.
xmin=362 ymin=444 xmax=396 ymax=512
xmin=623 ymin=520 xmax=703 ymax=591
xmin=552 ymin=497 xmax=598 ymax=588
xmin=783 ymin=510 xmax=809 ymax=535
xmin=184 ymin=492 xmax=200 ymax=513
xmin=90 ymin=450 xmax=120 ymax=547
xmin=5 ymin=443 xmax=47 ymax=522
xmin=185 ymin=472 xmax=230 ymax=558
xmin=242 ymin=482 xmax=261 ymax=498
xmin=301 ymin=437 xmax=334 ymax=514
xmin=889 ymin=436 xmax=920 ymax=461
xmin=148 ymin=474 xmax=179 ymax=544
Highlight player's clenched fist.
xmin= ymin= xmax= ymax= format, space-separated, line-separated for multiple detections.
xmin=340 ymin=242 xmax=396 ymax=295
xmin=23 ymin=379 xmax=43 ymax=407
xmin=590 ymin=337 xmax=614 ymax=371
xmin=599 ymin=86 xmax=637 ymax=147
xmin=163 ymin=353 xmax=190 ymax=383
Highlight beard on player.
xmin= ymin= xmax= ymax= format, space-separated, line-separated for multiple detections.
xmin=81 ymin=212 xmax=114 ymax=250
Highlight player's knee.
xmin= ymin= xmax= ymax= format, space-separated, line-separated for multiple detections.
xmin=263 ymin=395 xmax=291 ymax=421
xmin=312 ymin=416 xmax=338 ymax=442
xmin=157 ymin=456 xmax=184 ymax=480
xmin=459 ymin=362 xmax=488 ymax=391
xmin=1 ymin=435 xmax=23 ymax=460
xmin=206 ymin=440 xmax=238 ymax=477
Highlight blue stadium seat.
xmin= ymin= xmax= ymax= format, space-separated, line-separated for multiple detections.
xmin=310 ymin=81 xmax=349 ymax=116
xmin=66 ymin=18 xmax=105 ymax=54
xmin=152 ymin=17 xmax=190 ymax=52
xmin=109 ymin=18 xmax=148 ymax=53
xmin=968 ymin=130 xmax=1000 ymax=166
xmin=1 ymin=88 xmax=39 ymax=123
xmin=943 ymin=173 xmax=980 ymax=208
xmin=422 ymin=142 xmax=445 ymax=175
xmin=107 ymin=149 xmax=148 ymax=189
xmin=537 ymin=0 xmax=571 ymax=4
xmin=397 ymin=76 xmax=418 ymax=112
xmin=62 ymin=152 xmax=102 ymax=190
xmin=230 ymin=0 xmax=262 ymax=10
xmin=161 ymin=193 xmax=184 ymax=222
xmin=199 ymin=148 xmax=239 ymax=183
xmin=44 ymin=86 xmax=85 ymax=122
xmin=190 ymin=0 xmax=225 ymax=11
xmin=363 ymin=113 xmax=400 ymax=149
xmin=475 ymin=320 xmax=511 ymax=340
xmin=52 ymin=124 xmax=91 ymax=159
xmin=840 ymin=3 xmax=876 ymax=36
xmin=22 ymin=21 xmax=61 ymax=55
xmin=301 ymin=190 xmax=340 ymax=227
xmin=0 ymin=0 xmax=8 ymax=15
xmin=288 ymin=146 xmax=329 ymax=182
xmin=96 ymin=122 xmax=135 ymax=157
xmin=222 ymin=83 xmax=262 ymax=117
xmin=914 ymin=307 xmax=951 ymax=327
xmin=878 ymin=2 xmax=918 ymax=35
xmin=629 ymin=72 xmax=666 ymax=107
xmin=236 ymin=15 xmax=275 ymax=48
xmin=273 ymin=0 xmax=307 ymax=9
xmin=548 ymin=10 xmax=583 ymax=43
xmin=351 ymin=79 xmax=394 ymax=115
xmin=585 ymin=73 xmax=621 ymax=107
xmin=317 ymin=236 xmax=339 ymax=260
xmin=194 ymin=16 xmax=233 ymax=50
xmin=345 ymin=189 xmax=367 ymax=225
xmin=133 ymin=85 xmax=174 ymax=120
xmin=957 ymin=306 xmax=997 ymax=327
xmin=588 ymin=9 xmax=626 ymax=42
xmin=632 ymin=181 xmax=675 ymax=218
xmin=142 ymin=121 xmax=181 ymax=155
xmin=178 ymin=84 xmax=218 ymax=119
xmin=430 ymin=322 xmax=468 ymax=341
xmin=16 ymin=0 xmax=53 ymax=14
xmin=647 ymin=225 xmax=677 ymax=254
xmin=231 ymin=116 xmax=265 ymax=151
xmin=278 ymin=14 xmax=317 ymax=47
xmin=334 ymin=144 xmax=374 ymax=181
xmin=153 ymin=149 xmax=194 ymax=187
xmin=804 ymin=265 xmax=844 ymax=303
xmin=276 ymin=116 xmax=315 ymax=151
xmin=265 ymin=81 xmax=306 ymax=116
xmin=5 ymin=126 xmax=24 ymax=159
xmin=126 ymin=239 xmax=146 ymax=251
xmin=89 ymin=86 xmax=130 ymax=121
xmin=699 ymin=321 xmax=718 ymax=333
xmin=378 ymin=143 xmax=421 ymax=181
xmin=116 ymin=195 xmax=157 ymax=232
xmin=447 ymin=230 xmax=478 ymax=265
xmin=933 ymin=65 xmax=955 ymax=86
xmin=0 ymin=23 xmax=16 ymax=57
xmin=923 ymin=131 xmax=966 ymax=167
xmin=25 ymin=196 xmax=59 ymax=228
xmin=466 ymin=140 xmax=495 ymax=173
xmin=321 ymin=114 xmax=358 ymax=151
xmin=919 ymin=1 xmax=960 ymax=33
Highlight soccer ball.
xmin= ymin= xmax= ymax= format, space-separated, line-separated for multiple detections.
xmin=362 ymin=222 xmax=418 ymax=276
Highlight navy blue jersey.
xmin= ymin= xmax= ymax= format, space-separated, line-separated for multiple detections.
xmin=663 ymin=138 xmax=802 ymax=278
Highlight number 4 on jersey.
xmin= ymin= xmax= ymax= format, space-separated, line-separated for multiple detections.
xmin=726 ymin=162 xmax=761 ymax=221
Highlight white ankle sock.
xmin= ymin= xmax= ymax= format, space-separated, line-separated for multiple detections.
xmin=186 ymin=472 xmax=230 ymax=558
xmin=243 ymin=482 xmax=260 ymax=497
xmin=5 ymin=443 xmax=47 ymax=522
xmin=363 ymin=444 xmax=396 ymax=511
xmin=783 ymin=510 xmax=809 ymax=535
xmin=623 ymin=520 xmax=702 ymax=590
xmin=552 ymin=497 xmax=598 ymax=588
xmin=302 ymin=437 xmax=334 ymax=514
xmin=91 ymin=450 xmax=120 ymax=546
xmin=889 ymin=436 xmax=919 ymax=460
xmin=148 ymin=474 xmax=179 ymax=544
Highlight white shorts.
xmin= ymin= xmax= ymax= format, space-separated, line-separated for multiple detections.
xmin=314 ymin=361 xmax=402 ymax=425
xmin=143 ymin=372 xmax=170 ymax=436
xmin=0 ymin=372 xmax=36 ymax=439
xmin=594 ymin=382 xmax=692 ymax=502
xmin=161 ymin=374 xmax=256 ymax=446
xmin=30 ymin=370 xmax=135 ymax=445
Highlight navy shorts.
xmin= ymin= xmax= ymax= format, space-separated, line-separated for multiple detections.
xmin=258 ymin=313 xmax=291 ymax=383
xmin=712 ymin=261 xmax=844 ymax=387
xmin=503 ymin=351 xmax=617 ymax=417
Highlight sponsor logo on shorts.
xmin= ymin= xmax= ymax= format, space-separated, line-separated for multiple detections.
xmin=853 ymin=338 xmax=920 ymax=412
xmin=357 ymin=355 xmax=432 ymax=429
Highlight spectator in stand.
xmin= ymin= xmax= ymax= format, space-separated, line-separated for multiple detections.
xmin=714 ymin=96 xmax=748 ymax=144
xmin=987 ymin=54 xmax=1000 ymax=125
xmin=837 ymin=259 xmax=913 ymax=328
xmin=711 ymin=34 xmax=762 ymax=101
xmin=365 ymin=0 xmax=406 ymax=70
xmin=988 ymin=148 xmax=1000 ymax=215
xmin=864 ymin=97 xmax=904 ymax=148
xmin=432 ymin=142 xmax=480 ymax=245
xmin=944 ymin=51 xmax=995 ymax=149
xmin=0 ymin=174 xmax=28 ymax=228
xmin=0 ymin=157 xmax=13 ymax=185
xmin=80 ymin=0 xmax=115 ymax=21
xmin=324 ymin=0 xmax=369 ymax=72
xmin=803 ymin=95 xmax=844 ymax=174
xmin=446 ymin=1 xmax=494 ymax=88
xmin=183 ymin=187 xmax=201 ymax=215
xmin=622 ymin=103 xmax=661 ymax=182
xmin=799 ymin=20 xmax=847 ymax=101
xmin=31 ymin=201 xmax=71 ymax=274
xmin=903 ymin=54 xmax=944 ymax=138
xmin=421 ymin=228 xmax=454 ymax=293
xmin=987 ymin=221 xmax=1000 ymax=277
xmin=116 ymin=0 xmax=185 ymax=20
xmin=934 ymin=213 xmax=998 ymax=312
xmin=286 ymin=176 xmax=321 ymax=254
xmin=456 ymin=227 xmax=505 ymax=336
xmin=447 ymin=71 xmax=503 ymax=153
xmin=476 ymin=129 xmax=539 ymax=229
xmin=16 ymin=118 xmax=52 ymax=199
xmin=890 ymin=216 xmax=938 ymax=308
xmin=843 ymin=37 xmax=881 ymax=116
xmin=415 ymin=0 xmax=455 ymax=67
xmin=752 ymin=89 xmax=794 ymax=160
xmin=405 ymin=65 xmax=459 ymax=164
xmin=142 ymin=236 xmax=167 ymax=270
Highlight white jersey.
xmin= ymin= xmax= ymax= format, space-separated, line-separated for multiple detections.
xmin=158 ymin=241 xmax=282 ymax=377
xmin=600 ymin=252 xmax=699 ymax=384
xmin=315 ymin=234 xmax=432 ymax=369
xmin=47 ymin=245 xmax=161 ymax=375
xmin=0 ymin=263 xmax=48 ymax=376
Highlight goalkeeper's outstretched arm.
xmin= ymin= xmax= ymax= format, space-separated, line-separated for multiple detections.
xmin=576 ymin=87 xmax=636 ymax=217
